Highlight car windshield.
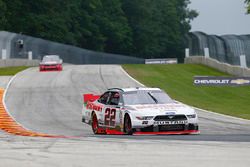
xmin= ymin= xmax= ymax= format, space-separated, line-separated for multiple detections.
xmin=43 ymin=56 xmax=60 ymax=62
xmin=123 ymin=90 xmax=173 ymax=105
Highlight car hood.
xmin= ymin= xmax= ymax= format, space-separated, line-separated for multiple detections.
xmin=125 ymin=102 xmax=195 ymax=116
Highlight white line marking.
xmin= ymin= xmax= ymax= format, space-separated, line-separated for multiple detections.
xmin=120 ymin=66 xmax=145 ymax=87
xmin=2 ymin=68 xmax=39 ymax=132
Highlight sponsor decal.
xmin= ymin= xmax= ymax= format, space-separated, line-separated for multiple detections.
xmin=119 ymin=111 xmax=123 ymax=124
xmin=165 ymin=112 xmax=176 ymax=115
xmin=154 ymin=120 xmax=188 ymax=125
xmin=231 ymin=79 xmax=250 ymax=85
xmin=86 ymin=102 xmax=103 ymax=112
xmin=194 ymin=76 xmax=250 ymax=86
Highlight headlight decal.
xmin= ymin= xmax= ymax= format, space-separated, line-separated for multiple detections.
xmin=187 ymin=114 xmax=196 ymax=119
xmin=136 ymin=116 xmax=154 ymax=120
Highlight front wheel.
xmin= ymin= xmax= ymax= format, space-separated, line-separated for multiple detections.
xmin=124 ymin=115 xmax=133 ymax=135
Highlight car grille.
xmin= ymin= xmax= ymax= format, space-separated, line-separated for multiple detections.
xmin=154 ymin=115 xmax=187 ymax=121
xmin=159 ymin=124 xmax=185 ymax=131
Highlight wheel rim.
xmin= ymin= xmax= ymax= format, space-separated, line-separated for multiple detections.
xmin=92 ymin=114 xmax=98 ymax=133
xmin=125 ymin=116 xmax=132 ymax=133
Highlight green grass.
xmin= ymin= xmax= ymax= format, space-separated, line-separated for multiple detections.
xmin=123 ymin=64 xmax=250 ymax=120
xmin=0 ymin=66 xmax=29 ymax=76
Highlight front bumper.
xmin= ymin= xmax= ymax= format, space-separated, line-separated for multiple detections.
xmin=133 ymin=130 xmax=200 ymax=135
xmin=132 ymin=123 xmax=199 ymax=135
xmin=135 ymin=123 xmax=198 ymax=131
xmin=104 ymin=123 xmax=199 ymax=135
xmin=40 ymin=64 xmax=62 ymax=71
xmin=131 ymin=117 xmax=199 ymax=135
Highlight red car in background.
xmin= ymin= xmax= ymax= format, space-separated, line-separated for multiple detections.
xmin=39 ymin=55 xmax=63 ymax=72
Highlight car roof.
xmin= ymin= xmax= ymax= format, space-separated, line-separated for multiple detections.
xmin=44 ymin=55 xmax=60 ymax=58
xmin=108 ymin=87 xmax=161 ymax=92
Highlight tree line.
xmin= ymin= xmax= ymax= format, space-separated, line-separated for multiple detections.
xmin=246 ymin=0 xmax=250 ymax=13
xmin=0 ymin=0 xmax=197 ymax=60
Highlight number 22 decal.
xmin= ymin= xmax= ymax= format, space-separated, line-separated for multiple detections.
xmin=104 ymin=108 xmax=116 ymax=126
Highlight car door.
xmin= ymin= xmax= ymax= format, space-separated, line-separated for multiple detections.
xmin=103 ymin=91 xmax=121 ymax=128
xmin=96 ymin=91 xmax=111 ymax=126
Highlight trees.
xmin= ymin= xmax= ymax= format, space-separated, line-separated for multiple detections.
xmin=1 ymin=0 xmax=197 ymax=60
xmin=246 ymin=0 xmax=250 ymax=13
xmin=83 ymin=0 xmax=133 ymax=53
xmin=0 ymin=0 xmax=7 ymax=29
xmin=122 ymin=0 xmax=197 ymax=59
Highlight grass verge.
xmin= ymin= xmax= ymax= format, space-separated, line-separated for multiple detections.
xmin=0 ymin=66 xmax=29 ymax=76
xmin=123 ymin=64 xmax=250 ymax=120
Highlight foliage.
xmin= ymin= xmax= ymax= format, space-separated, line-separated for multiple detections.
xmin=246 ymin=0 xmax=250 ymax=13
xmin=1 ymin=0 xmax=197 ymax=60
xmin=0 ymin=0 xmax=7 ymax=29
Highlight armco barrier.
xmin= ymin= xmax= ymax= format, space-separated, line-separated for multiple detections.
xmin=0 ymin=59 xmax=39 ymax=67
xmin=185 ymin=56 xmax=250 ymax=77
xmin=2 ymin=31 xmax=144 ymax=64
xmin=0 ymin=31 xmax=145 ymax=64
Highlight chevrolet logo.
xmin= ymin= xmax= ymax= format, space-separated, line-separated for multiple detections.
xmin=230 ymin=79 xmax=250 ymax=85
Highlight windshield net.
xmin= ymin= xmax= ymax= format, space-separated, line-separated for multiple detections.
xmin=123 ymin=90 xmax=173 ymax=105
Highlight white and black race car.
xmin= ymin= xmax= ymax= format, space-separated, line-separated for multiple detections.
xmin=82 ymin=88 xmax=199 ymax=135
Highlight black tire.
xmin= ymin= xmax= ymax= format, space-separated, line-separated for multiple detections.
xmin=82 ymin=117 xmax=85 ymax=123
xmin=91 ymin=113 xmax=99 ymax=134
xmin=124 ymin=114 xmax=133 ymax=135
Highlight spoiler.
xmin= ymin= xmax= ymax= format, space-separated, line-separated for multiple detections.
xmin=83 ymin=94 xmax=100 ymax=104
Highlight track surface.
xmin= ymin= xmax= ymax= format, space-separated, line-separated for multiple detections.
xmin=4 ymin=65 xmax=250 ymax=142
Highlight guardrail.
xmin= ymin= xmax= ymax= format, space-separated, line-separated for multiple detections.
xmin=185 ymin=56 xmax=250 ymax=77
xmin=0 ymin=59 xmax=39 ymax=67
xmin=0 ymin=31 xmax=145 ymax=64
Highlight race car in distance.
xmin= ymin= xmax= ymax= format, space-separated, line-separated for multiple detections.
xmin=82 ymin=87 xmax=199 ymax=135
xmin=39 ymin=55 xmax=63 ymax=72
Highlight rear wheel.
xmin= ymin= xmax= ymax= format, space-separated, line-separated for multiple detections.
xmin=124 ymin=115 xmax=133 ymax=135
xmin=91 ymin=113 xmax=99 ymax=134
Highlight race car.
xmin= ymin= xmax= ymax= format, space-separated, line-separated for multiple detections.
xmin=82 ymin=87 xmax=199 ymax=135
xmin=39 ymin=55 xmax=63 ymax=72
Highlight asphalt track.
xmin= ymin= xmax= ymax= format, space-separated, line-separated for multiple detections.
xmin=4 ymin=65 xmax=250 ymax=142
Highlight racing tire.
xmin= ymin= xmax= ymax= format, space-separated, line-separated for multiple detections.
xmin=91 ymin=113 xmax=100 ymax=134
xmin=82 ymin=117 xmax=85 ymax=123
xmin=124 ymin=114 xmax=133 ymax=135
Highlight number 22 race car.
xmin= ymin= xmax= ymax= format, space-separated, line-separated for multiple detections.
xmin=82 ymin=88 xmax=199 ymax=135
